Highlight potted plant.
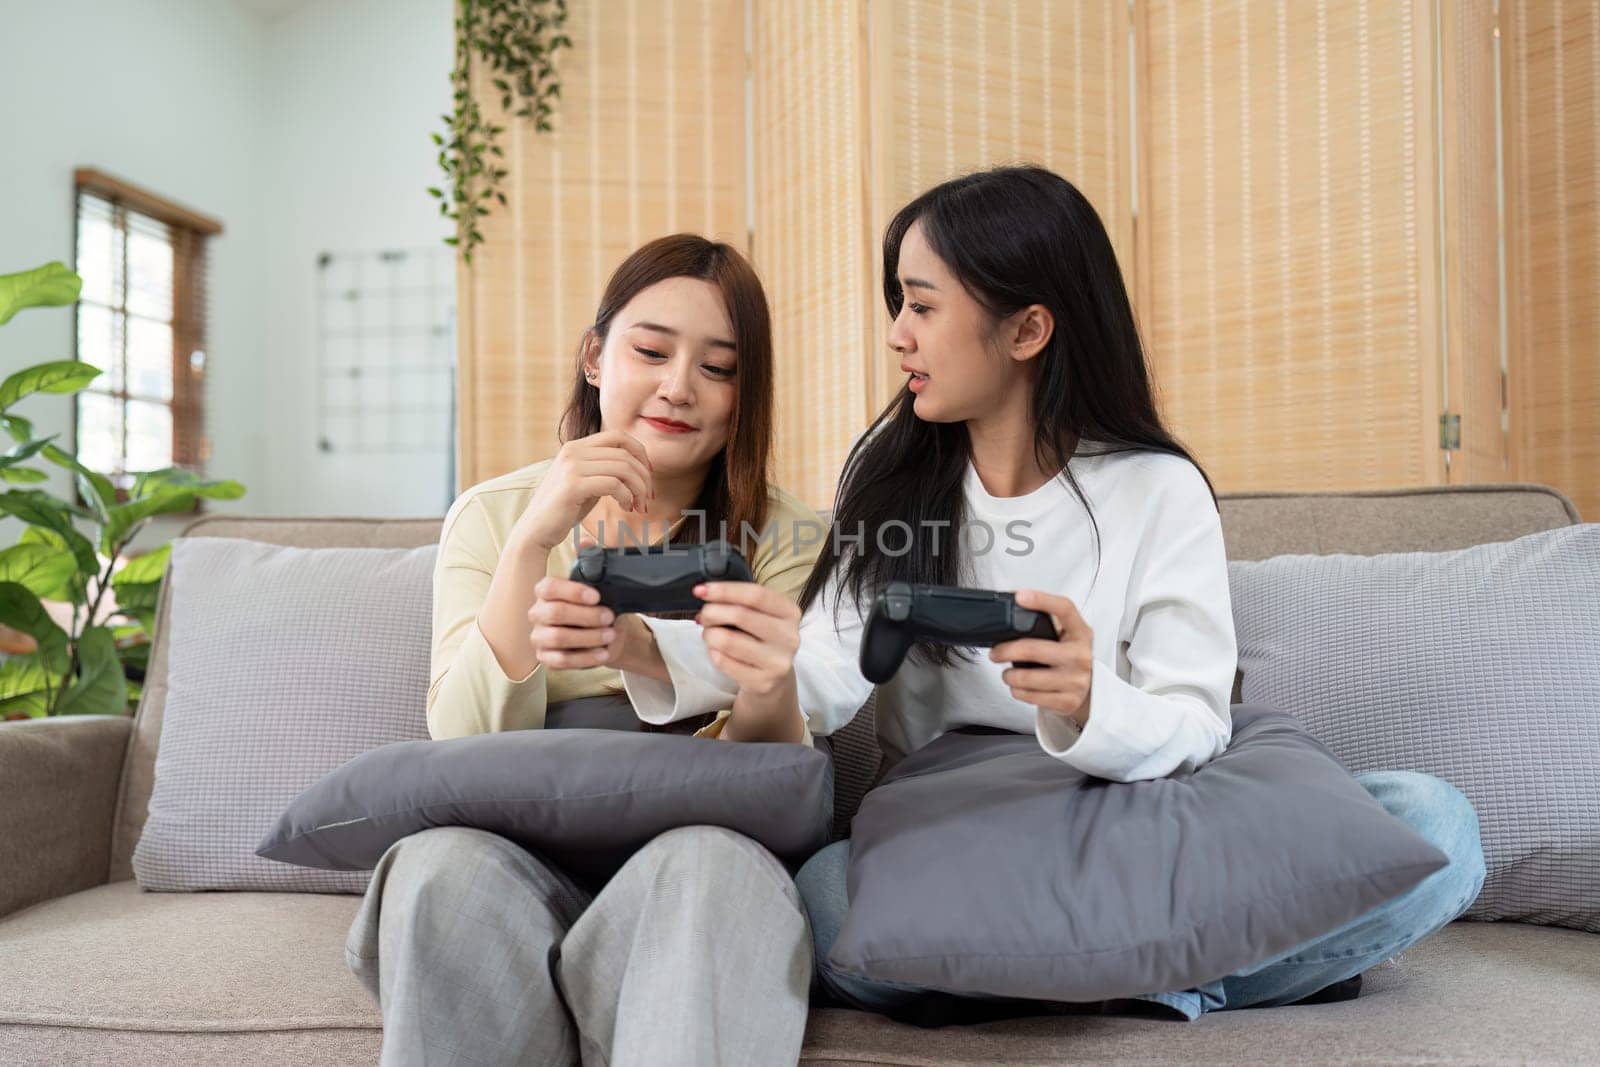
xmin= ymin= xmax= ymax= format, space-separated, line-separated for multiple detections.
xmin=0 ymin=262 xmax=246 ymax=719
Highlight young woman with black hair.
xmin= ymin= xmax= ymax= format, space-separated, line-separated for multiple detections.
xmin=631 ymin=166 xmax=1486 ymax=1023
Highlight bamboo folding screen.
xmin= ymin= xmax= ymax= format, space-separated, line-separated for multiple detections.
xmin=1138 ymin=0 xmax=1472 ymax=494
xmin=862 ymin=0 xmax=1133 ymax=418
xmin=1137 ymin=0 xmax=1593 ymax=511
xmin=454 ymin=0 xmax=746 ymax=484
xmin=749 ymin=0 xmax=876 ymax=506
xmin=1439 ymin=0 xmax=1510 ymax=489
xmin=749 ymin=0 xmax=1131 ymax=505
xmin=1503 ymin=0 xmax=1599 ymax=522
xmin=457 ymin=0 xmax=1596 ymax=517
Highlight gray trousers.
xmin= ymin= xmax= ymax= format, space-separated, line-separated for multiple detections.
xmin=346 ymin=825 xmax=812 ymax=1067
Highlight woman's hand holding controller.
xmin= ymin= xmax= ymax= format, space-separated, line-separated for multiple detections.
xmin=691 ymin=582 xmax=801 ymax=696
xmin=991 ymin=588 xmax=1096 ymax=728
xmin=526 ymin=574 xmax=620 ymax=670
xmin=692 ymin=581 xmax=808 ymax=743
xmin=526 ymin=574 xmax=659 ymax=675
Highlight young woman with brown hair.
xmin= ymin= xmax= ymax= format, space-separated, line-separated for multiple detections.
xmin=346 ymin=234 xmax=822 ymax=1066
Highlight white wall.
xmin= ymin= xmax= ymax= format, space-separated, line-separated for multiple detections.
xmin=260 ymin=0 xmax=456 ymax=518
xmin=1 ymin=0 xmax=453 ymax=555
xmin=1 ymin=0 xmax=269 ymax=549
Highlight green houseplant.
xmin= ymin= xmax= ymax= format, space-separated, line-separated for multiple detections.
xmin=0 ymin=261 xmax=246 ymax=719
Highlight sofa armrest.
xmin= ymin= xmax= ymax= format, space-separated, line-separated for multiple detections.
xmin=0 ymin=715 xmax=132 ymax=920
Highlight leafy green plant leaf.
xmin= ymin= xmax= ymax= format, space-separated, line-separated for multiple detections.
xmin=131 ymin=467 xmax=245 ymax=501
xmin=0 ymin=580 xmax=70 ymax=674
xmin=0 ymin=361 xmax=101 ymax=410
xmin=0 ymin=263 xmax=83 ymax=327
xmin=0 ymin=656 xmax=53 ymax=712
xmin=0 ymin=490 xmax=99 ymax=575
xmin=0 ymin=466 xmax=50 ymax=484
xmin=0 ymin=543 xmax=77 ymax=599
xmin=0 ymin=435 xmax=56 ymax=469
xmin=111 ymin=582 xmax=161 ymax=621
xmin=0 ymin=690 xmax=51 ymax=719
xmin=115 ymin=634 xmax=151 ymax=676
xmin=113 ymin=543 xmax=170 ymax=587
xmin=1 ymin=413 xmax=34 ymax=443
xmin=110 ymin=544 xmax=169 ymax=621
xmin=40 ymin=444 xmax=117 ymax=516
xmin=16 ymin=528 xmax=82 ymax=601
xmin=55 ymin=624 xmax=128 ymax=716
xmin=100 ymin=489 xmax=199 ymax=557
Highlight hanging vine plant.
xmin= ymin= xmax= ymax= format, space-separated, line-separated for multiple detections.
xmin=430 ymin=0 xmax=572 ymax=264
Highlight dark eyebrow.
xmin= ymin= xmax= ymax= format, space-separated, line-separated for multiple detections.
xmin=899 ymin=277 xmax=940 ymax=292
xmin=629 ymin=321 xmax=736 ymax=352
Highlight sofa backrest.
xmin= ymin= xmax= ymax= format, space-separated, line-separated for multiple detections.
xmin=107 ymin=483 xmax=1580 ymax=881
xmin=1213 ymin=483 xmax=1579 ymax=558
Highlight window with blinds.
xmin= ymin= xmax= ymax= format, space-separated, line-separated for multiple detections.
xmin=72 ymin=171 xmax=218 ymax=497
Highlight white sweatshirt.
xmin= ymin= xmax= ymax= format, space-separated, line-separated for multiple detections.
xmin=622 ymin=447 xmax=1238 ymax=783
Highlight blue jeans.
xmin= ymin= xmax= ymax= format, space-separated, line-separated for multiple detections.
xmin=795 ymin=770 xmax=1487 ymax=1023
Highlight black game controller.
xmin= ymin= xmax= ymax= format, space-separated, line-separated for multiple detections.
xmin=858 ymin=582 xmax=1060 ymax=683
xmin=569 ymin=539 xmax=753 ymax=614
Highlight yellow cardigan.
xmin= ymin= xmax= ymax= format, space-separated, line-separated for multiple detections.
xmin=427 ymin=458 xmax=823 ymax=743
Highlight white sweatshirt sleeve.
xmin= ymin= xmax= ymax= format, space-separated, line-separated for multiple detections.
xmin=620 ymin=571 xmax=875 ymax=735
xmin=789 ymin=579 xmax=875 ymax=736
xmin=1034 ymin=461 xmax=1237 ymax=781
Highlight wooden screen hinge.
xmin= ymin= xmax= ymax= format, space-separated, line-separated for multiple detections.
xmin=1440 ymin=413 xmax=1462 ymax=451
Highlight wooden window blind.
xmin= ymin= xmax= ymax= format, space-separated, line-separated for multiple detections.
xmin=71 ymin=169 xmax=221 ymax=500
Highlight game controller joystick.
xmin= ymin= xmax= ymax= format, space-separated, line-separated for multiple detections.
xmin=858 ymin=582 xmax=1059 ymax=683
xmin=569 ymin=539 xmax=753 ymax=614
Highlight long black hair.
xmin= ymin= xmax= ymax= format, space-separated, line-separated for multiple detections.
xmin=798 ymin=164 xmax=1217 ymax=667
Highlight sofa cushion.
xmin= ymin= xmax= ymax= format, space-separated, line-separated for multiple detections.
xmin=3 ymin=886 xmax=1595 ymax=1065
xmin=1229 ymin=524 xmax=1600 ymax=932
xmin=0 ymin=880 xmax=376 ymax=1032
xmin=802 ymin=922 xmax=1600 ymax=1064
xmin=257 ymin=706 xmax=834 ymax=884
xmin=828 ymin=706 xmax=1448 ymax=1001
xmin=110 ymin=517 xmax=443 ymax=884
xmin=0 ymin=1027 xmax=381 ymax=1066
xmin=132 ymin=537 xmax=436 ymax=893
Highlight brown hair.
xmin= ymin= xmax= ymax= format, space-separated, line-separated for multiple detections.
xmin=559 ymin=234 xmax=774 ymax=553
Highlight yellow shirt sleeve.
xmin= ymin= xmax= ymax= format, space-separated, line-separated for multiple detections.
xmin=426 ymin=494 xmax=550 ymax=740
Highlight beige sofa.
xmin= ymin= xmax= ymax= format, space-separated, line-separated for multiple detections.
xmin=2 ymin=483 xmax=1597 ymax=1066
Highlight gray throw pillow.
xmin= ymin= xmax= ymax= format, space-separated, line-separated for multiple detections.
xmin=132 ymin=538 xmax=436 ymax=893
xmin=256 ymin=699 xmax=833 ymax=883
xmin=1229 ymin=524 xmax=1600 ymax=932
xmin=827 ymin=706 xmax=1448 ymax=1001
